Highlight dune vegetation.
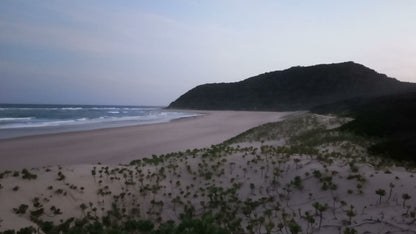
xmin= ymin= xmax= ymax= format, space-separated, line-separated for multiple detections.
xmin=1 ymin=113 xmax=416 ymax=233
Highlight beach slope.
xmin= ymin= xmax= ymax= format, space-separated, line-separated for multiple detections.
xmin=0 ymin=111 xmax=291 ymax=170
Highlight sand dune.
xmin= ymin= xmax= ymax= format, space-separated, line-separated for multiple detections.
xmin=0 ymin=111 xmax=292 ymax=170
xmin=2 ymin=113 xmax=416 ymax=233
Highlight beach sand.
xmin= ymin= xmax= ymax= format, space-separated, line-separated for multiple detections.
xmin=0 ymin=110 xmax=292 ymax=170
xmin=0 ymin=112 xmax=416 ymax=234
xmin=2 ymin=112 xmax=416 ymax=233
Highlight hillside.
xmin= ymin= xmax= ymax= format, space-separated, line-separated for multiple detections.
xmin=168 ymin=62 xmax=415 ymax=111
xmin=312 ymin=91 xmax=416 ymax=162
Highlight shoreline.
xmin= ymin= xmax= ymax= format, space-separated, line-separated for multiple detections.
xmin=0 ymin=109 xmax=202 ymax=140
xmin=0 ymin=110 xmax=292 ymax=170
xmin=2 ymin=112 xmax=416 ymax=233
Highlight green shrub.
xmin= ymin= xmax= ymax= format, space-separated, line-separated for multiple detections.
xmin=13 ymin=204 xmax=29 ymax=215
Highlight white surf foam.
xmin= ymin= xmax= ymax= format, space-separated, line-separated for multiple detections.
xmin=0 ymin=117 xmax=34 ymax=121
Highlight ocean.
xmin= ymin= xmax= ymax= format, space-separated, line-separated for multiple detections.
xmin=0 ymin=104 xmax=198 ymax=139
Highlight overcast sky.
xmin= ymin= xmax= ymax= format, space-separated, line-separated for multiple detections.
xmin=1 ymin=0 xmax=415 ymax=106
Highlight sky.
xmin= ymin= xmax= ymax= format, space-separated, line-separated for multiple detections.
xmin=0 ymin=0 xmax=415 ymax=106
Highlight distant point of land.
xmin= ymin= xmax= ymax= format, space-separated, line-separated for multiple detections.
xmin=169 ymin=61 xmax=416 ymax=111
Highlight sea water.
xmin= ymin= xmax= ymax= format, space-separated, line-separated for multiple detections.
xmin=0 ymin=104 xmax=198 ymax=139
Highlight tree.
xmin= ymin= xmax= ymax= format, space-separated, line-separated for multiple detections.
xmin=344 ymin=227 xmax=358 ymax=234
xmin=292 ymin=176 xmax=303 ymax=190
xmin=305 ymin=211 xmax=315 ymax=233
xmin=345 ymin=205 xmax=356 ymax=225
xmin=312 ymin=202 xmax=328 ymax=230
xmin=375 ymin=189 xmax=386 ymax=204
xmin=402 ymin=193 xmax=411 ymax=208
xmin=250 ymin=183 xmax=255 ymax=195
xmin=288 ymin=219 xmax=302 ymax=234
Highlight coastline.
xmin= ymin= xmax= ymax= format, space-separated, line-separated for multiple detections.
xmin=0 ymin=108 xmax=200 ymax=140
xmin=2 ymin=112 xmax=416 ymax=233
xmin=0 ymin=110 xmax=292 ymax=170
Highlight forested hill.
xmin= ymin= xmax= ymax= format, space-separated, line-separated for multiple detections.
xmin=168 ymin=62 xmax=415 ymax=111
xmin=312 ymin=91 xmax=416 ymax=162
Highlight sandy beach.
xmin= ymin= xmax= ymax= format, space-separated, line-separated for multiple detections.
xmin=2 ymin=112 xmax=416 ymax=233
xmin=0 ymin=110 xmax=291 ymax=170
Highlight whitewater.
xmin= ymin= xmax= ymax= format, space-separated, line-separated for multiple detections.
xmin=0 ymin=104 xmax=198 ymax=139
